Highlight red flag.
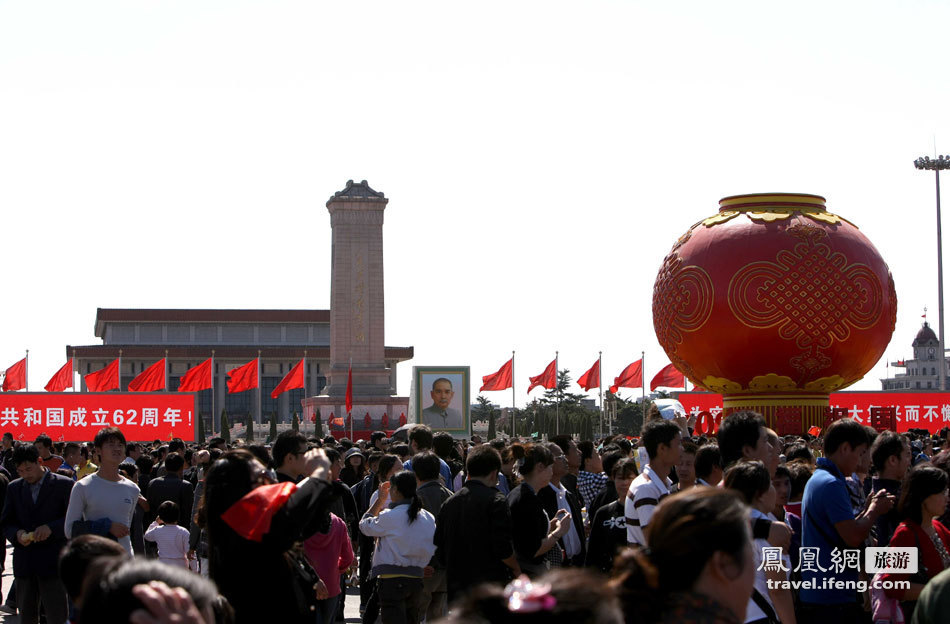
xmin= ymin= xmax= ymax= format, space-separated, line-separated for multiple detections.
xmin=399 ymin=412 xmax=407 ymax=426
xmin=578 ymin=358 xmax=600 ymax=392
xmin=271 ymin=358 xmax=305 ymax=399
xmin=381 ymin=413 xmax=389 ymax=429
xmin=808 ymin=426 xmax=822 ymax=437
xmin=309 ymin=412 xmax=316 ymax=423
xmin=650 ymin=363 xmax=685 ymax=391
xmin=129 ymin=359 xmax=166 ymax=392
xmin=330 ymin=413 xmax=344 ymax=427
xmin=527 ymin=359 xmax=557 ymax=394
xmin=2 ymin=358 xmax=26 ymax=392
xmin=179 ymin=358 xmax=213 ymax=392
xmin=345 ymin=365 xmax=353 ymax=413
xmin=45 ymin=359 xmax=73 ymax=392
xmin=227 ymin=359 xmax=259 ymax=393
xmin=85 ymin=359 xmax=120 ymax=392
xmin=364 ymin=413 xmax=372 ymax=429
xmin=221 ymin=482 xmax=296 ymax=542
xmin=609 ymin=359 xmax=642 ymax=394
xmin=481 ymin=358 xmax=513 ymax=392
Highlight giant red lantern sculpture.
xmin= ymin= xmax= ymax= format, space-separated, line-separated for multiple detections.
xmin=652 ymin=193 xmax=897 ymax=432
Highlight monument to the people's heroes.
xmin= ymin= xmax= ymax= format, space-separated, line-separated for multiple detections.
xmin=303 ymin=181 xmax=410 ymax=434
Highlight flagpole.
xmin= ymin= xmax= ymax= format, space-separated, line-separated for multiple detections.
xmin=119 ymin=349 xmax=123 ymax=393
xmin=511 ymin=350 xmax=516 ymax=438
xmin=641 ymin=351 xmax=645 ymax=403
xmin=555 ymin=350 xmax=560 ymax=436
xmin=211 ymin=350 xmax=216 ymax=437
xmin=164 ymin=350 xmax=169 ymax=392
xmin=598 ymin=351 xmax=603 ymax=440
xmin=24 ymin=349 xmax=28 ymax=392
xmin=257 ymin=351 xmax=262 ymax=427
xmin=349 ymin=355 xmax=354 ymax=441
xmin=303 ymin=351 xmax=307 ymax=436
xmin=71 ymin=349 xmax=76 ymax=392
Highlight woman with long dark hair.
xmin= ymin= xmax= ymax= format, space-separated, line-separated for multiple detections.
xmin=506 ymin=444 xmax=572 ymax=577
xmin=611 ymin=488 xmax=756 ymax=624
xmin=199 ymin=448 xmax=337 ymax=624
xmin=881 ymin=464 xmax=950 ymax=620
xmin=359 ymin=470 xmax=437 ymax=624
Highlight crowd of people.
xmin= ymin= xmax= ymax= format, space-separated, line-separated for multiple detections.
xmin=0 ymin=411 xmax=949 ymax=623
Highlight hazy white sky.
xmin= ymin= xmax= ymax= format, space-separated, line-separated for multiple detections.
xmin=1 ymin=0 xmax=948 ymax=405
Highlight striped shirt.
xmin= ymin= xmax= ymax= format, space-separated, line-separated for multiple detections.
xmin=624 ymin=464 xmax=672 ymax=546
xmin=144 ymin=521 xmax=190 ymax=568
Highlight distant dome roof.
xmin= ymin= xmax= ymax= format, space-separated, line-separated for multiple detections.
xmin=914 ymin=322 xmax=939 ymax=346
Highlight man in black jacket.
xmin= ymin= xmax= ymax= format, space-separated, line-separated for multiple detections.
xmin=0 ymin=444 xmax=74 ymax=624
xmin=411 ymin=452 xmax=452 ymax=621
xmin=586 ymin=458 xmax=636 ymax=573
xmin=145 ymin=452 xmax=194 ymax=530
xmin=434 ymin=445 xmax=520 ymax=602
xmin=538 ymin=442 xmax=586 ymax=567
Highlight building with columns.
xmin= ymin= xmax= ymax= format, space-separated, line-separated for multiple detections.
xmin=68 ymin=308 xmax=413 ymax=431
xmin=881 ymin=320 xmax=948 ymax=390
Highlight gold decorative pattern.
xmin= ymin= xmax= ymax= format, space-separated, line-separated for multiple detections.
xmin=701 ymin=376 xmax=743 ymax=394
xmin=701 ymin=208 xmax=851 ymax=228
xmin=653 ymin=253 xmax=715 ymax=354
xmin=803 ymin=211 xmax=842 ymax=225
xmin=728 ymin=236 xmax=884 ymax=380
xmin=727 ymin=241 xmax=884 ymax=351
xmin=886 ymin=273 xmax=898 ymax=334
xmin=747 ymin=209 xmax=795 ymax=223
xmin=748 ymin=374 xmax=798 ymax=392
xmin=703 ymin=211 xmax=740 ymax=226
xmin=803 ymin=375 xmax=847 ymax=392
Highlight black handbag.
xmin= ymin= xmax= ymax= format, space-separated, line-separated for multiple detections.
xmin=285 ymin=548 xmax=322 ymax=615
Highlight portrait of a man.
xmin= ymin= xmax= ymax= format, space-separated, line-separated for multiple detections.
xmin=421 ymin=377 xmax=463 ymax=429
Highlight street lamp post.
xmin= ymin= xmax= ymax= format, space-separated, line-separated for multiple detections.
xmin=915 ymin=155 xmax=950 ymax=391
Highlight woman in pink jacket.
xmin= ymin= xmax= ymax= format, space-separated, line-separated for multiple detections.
xmin=304 ymin=512 xmax=355 ymax=624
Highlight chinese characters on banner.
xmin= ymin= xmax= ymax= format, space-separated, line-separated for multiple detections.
xmin=678 ymin=392 xmax=950 ymax=434
xmin=0 ymin=393 xmax=198 ymax=442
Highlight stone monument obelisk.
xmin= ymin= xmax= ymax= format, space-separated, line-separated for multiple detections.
xmin=305 ymin=180 xmax=409 ymax=433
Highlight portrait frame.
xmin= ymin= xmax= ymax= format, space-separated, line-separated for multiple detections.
xmin=412 ymin=366 xmax=471 ymax=438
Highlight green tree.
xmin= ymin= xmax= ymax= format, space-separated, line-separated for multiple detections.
xmin=220 ymin=409 xmax=230 ymax=445
xmin=292 ymin=412 xmax=300 ymax=433
xmin=246 ymin=414 xmax=254 ymax=442
xmin=607 ymin=392 xmax=647 ymax=436
xmin=473 ymin=396 xmax=498 ymax=441
xmin=314 ymin=408 xmax=324 ymax=438
xmin=269 ymin=411 xmax=278 ymax=442
xmin=197 ymin=413 xmax=205 ymax=443
xmin=534 ymin=370 xmax=598 ymax=438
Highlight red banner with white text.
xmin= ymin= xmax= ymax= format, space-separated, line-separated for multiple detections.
xmin=0 ymin=393 xmax=198 ymax=442
xmin=677 ymin=392 xmax=950 ymax=434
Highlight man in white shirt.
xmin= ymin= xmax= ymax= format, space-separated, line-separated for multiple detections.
xmin=625 ymin=419 xmax=682 ymax=546
xmin=65 ymin=427 xmax=140 ymax=556
xmin=538 ymin=443 xmax=585 ymax=566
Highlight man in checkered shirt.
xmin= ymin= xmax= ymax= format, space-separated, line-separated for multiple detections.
xmin=625 ymin=419 xmax=682 ymax=545
xmin=576 ymin=440 xmax=609 ymax=511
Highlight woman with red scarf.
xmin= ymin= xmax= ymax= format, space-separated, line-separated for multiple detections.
xmin=199 ymin=447 xmax=338 ymax=624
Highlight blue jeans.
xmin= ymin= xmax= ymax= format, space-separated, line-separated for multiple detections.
xmin=315 ymin=594 xmax=340 ymax=624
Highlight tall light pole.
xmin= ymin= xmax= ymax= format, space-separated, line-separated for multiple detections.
xmin=915 ymin=155 xmax=950 ymax=391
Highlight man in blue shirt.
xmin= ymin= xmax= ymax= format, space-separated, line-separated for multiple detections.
xmin=800 ymin=418 xmax=895 ymax=623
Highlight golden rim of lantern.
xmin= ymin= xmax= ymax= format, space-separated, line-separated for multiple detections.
xmin=719 ymin=193 xmax=827 ymax=212
xmin=701 ymin=192 xmax=855 ymax=228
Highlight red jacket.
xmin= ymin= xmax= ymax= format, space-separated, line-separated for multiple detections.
xmin=303 ymin=513 xmax=354 ymax=598
xmin=882 ymin=519 xmax=950 ymax=599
